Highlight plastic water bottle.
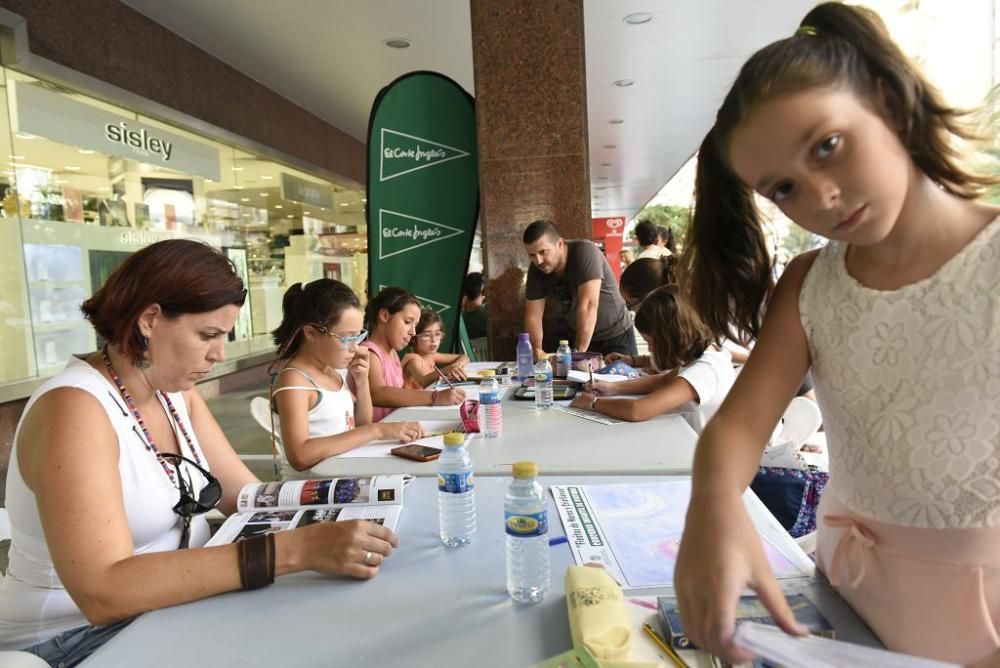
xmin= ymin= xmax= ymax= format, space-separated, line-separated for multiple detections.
xmin=438 ymin=432 xmax=476 ymax=547
xmin=534 ymin=354 xmax=553 ymax=410
xmin=516 ymin=332 xmax=534 ymax=382
xmin=554 ymin=340 xmax=572 ymax=379
xmin=479 ymin=370 xmax=503 ymax=438
xmin=505 ymin=461 xmax=550 ymax=603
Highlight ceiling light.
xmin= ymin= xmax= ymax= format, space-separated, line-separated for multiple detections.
xmin=612 ymin=79 xmax=635 ymax=87
xmin=383 ymin=38 xmax=410 ymax=49
xmin=603 ymin=145 xmax=616 ymax=149
xmin=274 ymin=204 xmax=283 ymax=209
xmin=340 ymin=202 xmax=349 ymax=207
xmin=623 ymin=12 xmax=653 ymax=25
xmin=286 ymin=214 xmax=293 ymax=219
xmin=231 ymin=166 xmax=245 ymax=171
xmin=609 ymin=119 xmax=624 ymax=125
xmin=240 ymin=197 xmax=250 ymax=202
xmin=261 ymin=175 xmax=274 ymax=180
xmin=234 ymin=185 xmax=244 ymax=190
xmin=7 ymin=154 xmax=23 ymax=159
xmin=260 ymin=192 xmax=269 ymax=197
xmin=15 ymin=132 xmax=35 ymax=139
xmin=78 ymin=149 xmax=96 ymax=155
xmin=64 ymin=165 xmax=80 ymax=171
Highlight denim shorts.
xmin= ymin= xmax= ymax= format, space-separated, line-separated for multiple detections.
xmin=24 ymin=618 xmax=133 ymax=668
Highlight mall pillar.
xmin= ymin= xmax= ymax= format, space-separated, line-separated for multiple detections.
xmin=470 ymin=0 xmax=591 ymax=358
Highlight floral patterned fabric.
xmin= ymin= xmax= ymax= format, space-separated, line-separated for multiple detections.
xmin=799 ymin=216 xmax=1000 ymax=529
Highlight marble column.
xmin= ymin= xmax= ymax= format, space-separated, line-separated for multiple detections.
xmin=470 ymin=0 xmax=591 ymax=359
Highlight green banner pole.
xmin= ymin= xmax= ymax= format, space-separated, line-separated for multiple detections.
xmin=366 ymin=71 xmax=479 ymax=353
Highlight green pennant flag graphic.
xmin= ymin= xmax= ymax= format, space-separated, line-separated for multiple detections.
xmin=367 ymin=72 xmax=478 ymax=353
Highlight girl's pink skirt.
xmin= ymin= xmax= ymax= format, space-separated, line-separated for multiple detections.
xmin=817 ymin=493 xmax=1000 ymax=665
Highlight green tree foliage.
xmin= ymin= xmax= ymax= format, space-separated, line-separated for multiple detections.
xmin=782 ymin=225 xmax=823 ymax=257
xmin=631 ymin=204 xmax=690 ymax=241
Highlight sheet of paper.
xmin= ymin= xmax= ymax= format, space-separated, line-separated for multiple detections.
xmin=335 ymin=420 xmax=464 ymax=458
xmin=567 ymin=369 xmax=629 ymax=384
xmin=552 ymin=403 xmax=627 ymax=425
xmin=551 ymin=479 xmax=814 ymax=590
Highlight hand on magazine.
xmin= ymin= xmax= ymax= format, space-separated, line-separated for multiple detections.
xmin=674 ymin=492 xmax=807 ymax=663
xmin=297 ymin=519 xmax=399 ymax=579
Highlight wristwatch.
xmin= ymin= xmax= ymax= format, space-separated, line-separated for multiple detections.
xmin=590 ymin=395 xmax=599 ymax=410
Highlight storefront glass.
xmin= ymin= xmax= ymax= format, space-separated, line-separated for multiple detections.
xmin=0 ymin=69 xmax=368 ymax=390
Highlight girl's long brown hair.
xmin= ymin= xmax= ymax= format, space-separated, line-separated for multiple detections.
xmin=633 ymin=285 xmax=714 ymax=371
xmin=681 ymin=2 xmax=997 ymax=344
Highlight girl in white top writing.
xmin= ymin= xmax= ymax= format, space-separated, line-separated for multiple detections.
xmin=270 ymin=279 xmax=423 ymax=471
xmin=673 ymin=4 xmax=1000 ymax=665
xmin=571 ymin=285 xmax=735 ymax=433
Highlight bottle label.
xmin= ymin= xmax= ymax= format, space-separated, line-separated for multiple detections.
xmin=438 ymin=471 xmax=474 ymax=494
xmin=534 ymin=370 xmax=552 ymax=383
xmin=480 ymin=391 xmax=499 ymax=404
xmin=505 ymin=510 xmax=548 ymax=537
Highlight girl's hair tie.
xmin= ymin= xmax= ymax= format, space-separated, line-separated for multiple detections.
xmin=795 ymin=25 xmax=818 ymax=37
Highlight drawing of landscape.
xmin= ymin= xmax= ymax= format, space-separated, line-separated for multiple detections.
xmin=584 ymin=481 xmax=802 ymax=588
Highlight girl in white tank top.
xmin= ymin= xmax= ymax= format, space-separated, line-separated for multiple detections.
xmin=269 ymin=279 xmax=424 ymax=472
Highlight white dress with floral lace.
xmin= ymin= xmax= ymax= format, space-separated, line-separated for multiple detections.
xmin=799 ymin=216 xmax=1000 ymax=529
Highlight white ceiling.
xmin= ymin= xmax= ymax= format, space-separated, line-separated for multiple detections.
xmin=120 ymin=0 xmax=813 ymax=220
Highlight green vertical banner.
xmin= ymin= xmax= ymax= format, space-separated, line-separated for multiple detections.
xmin=367 ymin=71 xmax=478 ymax=352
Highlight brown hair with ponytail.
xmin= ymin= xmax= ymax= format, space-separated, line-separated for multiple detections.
xmin=681 ymin=2 xmax=997 ymax=344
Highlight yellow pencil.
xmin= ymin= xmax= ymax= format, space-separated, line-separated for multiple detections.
xmin=641 ymin=623 xmax=689 ymax=668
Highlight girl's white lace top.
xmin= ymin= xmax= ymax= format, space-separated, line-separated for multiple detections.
xmin=799 ymin=216 xmax=1000 ymax=529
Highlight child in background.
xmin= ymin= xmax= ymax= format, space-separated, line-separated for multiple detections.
xmin=401 ymin=309 xmax=470 ymax=388
xmin=672 ymin=4 xmax=1000 ymax=665
xmin=353 ymin=286 xmax=465 ymax=421
xmin=604 ymin=255 xmax=679 ymax=370
xmin=270 ymin=279 xmax=424 ymax=471
xmin=571 ymin=285 xmax=734 ymax=433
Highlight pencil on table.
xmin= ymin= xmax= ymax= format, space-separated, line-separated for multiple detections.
xmin=641 ymin=623 xmax=689 ymax=668
xmin=434 ymin=366 xmax=456 ymax=390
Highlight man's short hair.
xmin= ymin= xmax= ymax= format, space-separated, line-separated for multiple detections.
xmin=522 ymin=220 xmax=561 ymax=245
xmin=462 ymin=272 xmax=485 ymax=300
xmin=634 ymin=219 xmax=658 ymax=246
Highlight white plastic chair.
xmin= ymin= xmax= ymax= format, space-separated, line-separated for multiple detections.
xmin=249 ymin=396 xmax=294 ymax=479
xmin=0 ymin=652 xmax=49 ymax=667
xmin=778 ymin=396 xmax=823 ymax=450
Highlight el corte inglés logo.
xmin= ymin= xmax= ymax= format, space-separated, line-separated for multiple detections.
xmin=377 ymin=209 xmax=464 ymax=260
xmin=379 ymin=128 xmax=470 ymax=181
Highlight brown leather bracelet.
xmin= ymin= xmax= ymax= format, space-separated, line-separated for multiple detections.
xmin=239 ymin=533 xmax=276 ymax=590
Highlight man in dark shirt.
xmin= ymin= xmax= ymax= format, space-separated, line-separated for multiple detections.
xmin=522 ymin=220 xmax=636 ymax=357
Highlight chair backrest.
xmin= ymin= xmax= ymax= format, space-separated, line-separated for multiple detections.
xmin=456 ymin=314 xmax=477 ymax=363
xmin=779 ymin=396 xmax=823 ymax=450
xmin=249 ymin=396 xmax=288 ymax=470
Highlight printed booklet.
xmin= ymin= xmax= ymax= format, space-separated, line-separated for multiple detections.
xmin=206 ymin=475 xmax=410 ymax=546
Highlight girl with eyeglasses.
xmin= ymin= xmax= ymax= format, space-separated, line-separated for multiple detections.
xmin=401 ymin=309 xmax=470 ymax=388
xmin=269 ymin=279 xmax=424 ymax=472
xmin=352 ymin=287 xmax=466 ymax=422
xmin=0 ymin=241 xmax=399 ymax=666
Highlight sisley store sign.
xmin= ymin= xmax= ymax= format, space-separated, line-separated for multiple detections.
xmin=10 ymin=81 xmax=221 ymax=181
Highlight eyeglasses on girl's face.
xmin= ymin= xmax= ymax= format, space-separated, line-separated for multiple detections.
xmin=156 ymin=452 xmax=222 ymax=549
xmin=417 ymin=330 xmax=444 ymax=341
xmin=311 ymin=324 xmax=368 ymax=347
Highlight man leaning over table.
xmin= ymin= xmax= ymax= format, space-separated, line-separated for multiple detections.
xmin=522 ymin=220 xmax=637 ymax=358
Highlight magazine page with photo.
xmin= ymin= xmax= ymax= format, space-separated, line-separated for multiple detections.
xmin=206 ymin=475 xmax=411 ymax=546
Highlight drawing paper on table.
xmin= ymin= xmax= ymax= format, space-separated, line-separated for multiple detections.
xmin=551 ymin=479 xmax=813 ymax=589
xmin=567 ymin=369 xmax=629 ymax=384
xmin=335 ymin=420 xmax=463 ymax=458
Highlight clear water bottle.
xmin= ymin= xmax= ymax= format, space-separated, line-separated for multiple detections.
xmin=534 ymin=354 xmax=553 ymax=410
xmin=505 ymin=461 xmax=550 ymax=603
xmin=479 ymin=370 xmax=503 ymax=438
xmin=516 ymin=332 xmax=534 ymax=382
xmin=438 ymin=432 xmax=476 ymax=547
xmin=554 ymin=340 xmax=572 ymax=379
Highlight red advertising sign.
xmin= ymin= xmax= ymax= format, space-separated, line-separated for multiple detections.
xmin=592 ymin=216 xmax=626 ymax=279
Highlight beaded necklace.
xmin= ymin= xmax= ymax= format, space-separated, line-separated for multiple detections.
xmin=101 ymin=345 xmax=203 ymax=484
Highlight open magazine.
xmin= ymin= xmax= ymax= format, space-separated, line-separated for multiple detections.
xmin=206 ymin=475 xmax=411 ymax=546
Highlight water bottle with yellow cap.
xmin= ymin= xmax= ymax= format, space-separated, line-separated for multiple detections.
xmin=505 ymin=461 xmax=550 ymax=602
xmin=437 ymin=431 xmax=476 ymax=547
